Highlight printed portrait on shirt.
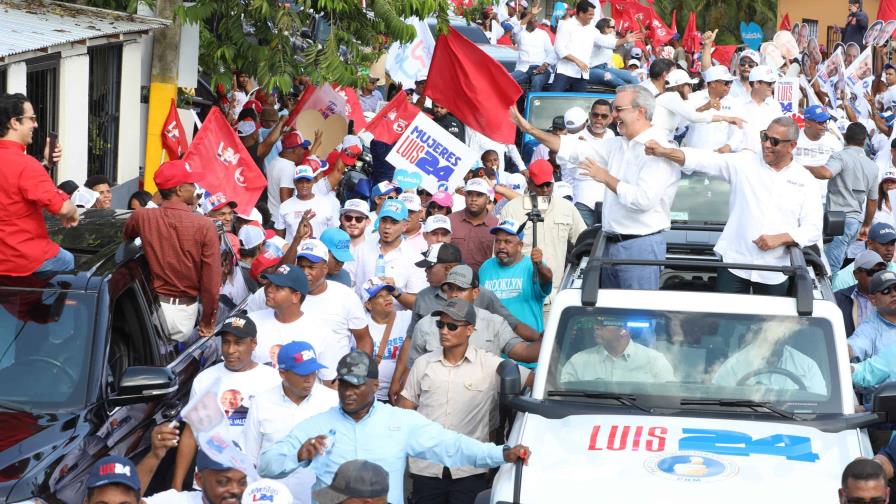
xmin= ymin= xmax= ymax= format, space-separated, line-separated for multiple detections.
xmin=219 ymin=388 xmax=249 ymax=426
xmin=268 ymin=344 xmax=283 ymax=369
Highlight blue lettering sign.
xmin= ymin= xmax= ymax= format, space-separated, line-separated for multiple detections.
xmin=678 ymin=428 xmax=819 ymax=462
xmin=415 ymin=150 xmax=454 ymax=181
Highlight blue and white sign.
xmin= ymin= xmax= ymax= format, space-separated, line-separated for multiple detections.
xmin=385 ymin=113 xmax=473 ymax=193
xmin=740 ymin=22 xmax=764 ymax=51
xmin=644 ymin=451 xmax=740 ymax=482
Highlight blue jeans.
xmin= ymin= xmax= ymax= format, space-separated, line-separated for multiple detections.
xmin=575 ymin=202 xmax=597 ymax=227
xmin=588 ymin=63 xmax=640 ymax=88
xmin=34 ymin=247 xmax=74 ymax=276
xmin=825 ymin=217 xmax=862 ymax=271
xmin=600 ymin=232 xmax=666 ymax=289
xmin=511 ymin=65 xmax=551 ymax=92
xmin=552 ymin=73 xmax=587 ymax=92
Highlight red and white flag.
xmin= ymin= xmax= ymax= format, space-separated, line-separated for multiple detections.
xmin=161 ymin=98 xmax=188 ymax=160
xmin=182 ymin=107 xmax=266 ymax=213
xmin=362 ymin=92 xmax=420 ymax=145
xmin=334 ymin=85 xmax=369 ymax=130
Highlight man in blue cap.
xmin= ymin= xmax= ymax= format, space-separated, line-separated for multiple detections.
xmin=832 ymin=222 xmax=896 ymax=290
xmin=244 ymin=341 xmax=339 ymax=504
xmin=804 ymin=122 xmax=879 ymax=270
xmin=793 ymin=103 xmax=842 ymax=204
xmin=369 ymin=181 xmax=402 ymax=219
xmin=320 ymin=227 xmax=355 ymax=288
xmin=147 ymin=450 xmax=249 ymax=503
xmin=86 ymin=455 xmax=141 ymax=504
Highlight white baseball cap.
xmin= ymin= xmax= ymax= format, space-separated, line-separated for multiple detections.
xmin=666 ymin=69 xmax=698 ymax=87
xmin=739 ymin=49 xmax=760 ymax=64
xmin=424 ymin=214 xmax=452 ymax=233
xmin=71 ymin=186 xmax=98 ymax=208
xmin=236 ymin=206 xmax=262 ymax=223
xmin=627 ymin=59 xmax=641 ymax=68
xmin=564 ymin=107 xmax=588 ymax=130
xmin=297 ymin=239 xmax=329 ymax=263
xmin=293 ymin=165 xmax=315 ymax=181
xmin=748 ymin=64 xmax=778 ymax=83
xmin=398 ymin=192 xmax=422 ymax=211
xmin=630 ymin=47 xmax=643 ymax=58
xmin=465 ymin=178 xmax=491 ymax=196
xmin=341 ymin=198 xmax=370 ymax=216
xmin=504 ymin=173 xmax=527 ymax=193
xmin=241 ymin=479 xmax=293 ymax=504
xmin=704 ymin=65 xmax=735 ymax=82
xmin=238 ymin=225 xmax=266 ymax=249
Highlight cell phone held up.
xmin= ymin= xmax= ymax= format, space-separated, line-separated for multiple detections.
xmin=46 ymin=131 xmax=58 ymax=170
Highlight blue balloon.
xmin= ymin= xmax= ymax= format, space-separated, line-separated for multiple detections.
xmin=740 ymin=21 xmax=764 ymax=51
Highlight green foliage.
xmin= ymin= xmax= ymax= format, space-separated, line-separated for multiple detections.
xmin=653 ymin=0 xmax=777 ymax=46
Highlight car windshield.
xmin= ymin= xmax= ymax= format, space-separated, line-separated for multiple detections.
xmin=526 ymin=95 xmax=606 ymax=132
xmin=670 ymin=173 xmax=731 ymax=224
xmin=0 ymin=289 xmax=94 ymax=412
xmin=427 ymin=21 xmax=489 ymax=44
xmin=546 ymin=307 xmax=840 ymax=415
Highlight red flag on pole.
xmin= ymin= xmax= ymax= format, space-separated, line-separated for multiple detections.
xmin=182 ymin=107 xmax=266 ymax=212
xmin=779 ymin=12 xmax=792 ymax=31
xmin=878 ymin=0 xmax=896 ymax=21
xmin=424 ymin=28 xmax=523 ymax=144
xmin=362 ymin=92 xmax=420 ymax=145
xmin=161 ymin=99 xmax=188 ymax=160
xmin=670 ymin=9 xmax=677 ymax=33
xmin=334 ymin=86 xmax=369 ymax=130
xmin=681 ymin=12 xmax=701 ymax=54
xmin=712 ymin=45 xmax=738 ymax=67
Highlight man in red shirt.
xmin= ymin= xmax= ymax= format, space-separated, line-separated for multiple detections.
xmin=123 ymin=160 xmax=222 ymax=340
xmin=0 ymin=93 xmax=78 ymax=277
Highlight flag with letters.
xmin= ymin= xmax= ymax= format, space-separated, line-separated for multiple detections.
xmin=161 ymin=99 xmax=188 ymax=160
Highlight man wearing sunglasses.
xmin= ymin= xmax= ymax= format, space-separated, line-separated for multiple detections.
xmin=837 ymin=458 xmax=889 ymax=504
xmin=848 ymin=270 xmax=896 ymax=362
xmin=683 ymin=65 xmax=744 ymax=152
xmin=835 ymin=250 xmax=887 ymax=337
xmin=832 ymin=222 xmax=896 ymax=291
xmin=645 ymin=116 xmax=822 ymax=295
xmin=793 ymin=105 xmax=844 ymax=205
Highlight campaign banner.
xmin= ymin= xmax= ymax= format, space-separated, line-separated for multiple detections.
xmin=739 ymin=21 xmax=763 ymax=50
xmin=385 ymin=113 xmax=473 ymax=193
xmin=302 ymin=85 xmax=347 ymax=120
xmin=815 ymin=47 xmax=844 ymax=88
xmin=844 ymin=47 xmax=874 ymax=95
xmin=774 ymin=77 xmax=800 ymax=115
xmin=386 ymin=17 xmax=436 ymax=87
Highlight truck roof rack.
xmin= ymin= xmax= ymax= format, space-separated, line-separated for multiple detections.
xmin=579 ymin=230 xmax=815 ymax=316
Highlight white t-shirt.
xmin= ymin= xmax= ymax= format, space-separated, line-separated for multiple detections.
xmin=267 ymin=156 xmax=296 ymax=218
xmin=188 ymin=362 xmax=281 ymax=442
xmin=368 ymin=311 xmax=412 ymax=401
xmin=144 ymin=490 xmax=203 ymax=504
xmin=301 ymin=281 xmax=368 ymax=357
xmin=275 ymin=195 xmax=340 ymax=241
xmin=245 ymin=287 xmax=267 ymax=313
xmin=793 ymin=130 xmax=844 ymax=204
xmin=247 ymin=309 xmax=341 ymax=380
xmin=352 ymin=239 xmax=428 ymax=299
xmin=220 ymin=269 xmax=249 ymax=307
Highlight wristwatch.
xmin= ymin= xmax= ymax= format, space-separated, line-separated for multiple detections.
xmin=391 ymin=286 xmax=404 ymax=298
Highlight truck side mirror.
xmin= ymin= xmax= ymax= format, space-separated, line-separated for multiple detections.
xmin=823 ymin=211 xmax=845 ymax=241
xmin=873 ymin=382 xmax=896 ymax=423
xmin=497 ymin=359 xmax=521 ymax=397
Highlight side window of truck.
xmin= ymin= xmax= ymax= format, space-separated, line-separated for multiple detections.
xmin=107 ymin=286 xmax=157 ymax=392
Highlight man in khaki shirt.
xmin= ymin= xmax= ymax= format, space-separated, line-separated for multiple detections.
xmin=398 ymin=298 xmax=532 ymax=503
xmin=499 ymin=160 xmax=587 ymax=302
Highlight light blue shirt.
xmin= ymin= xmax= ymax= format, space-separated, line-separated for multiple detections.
xmin=259 ymin=127 xmax=283 ymax=173
xmin=258 ymin=401 xmax=506 ymax=504
xmin=848 ymin=312 xmax=896 ymax=361
xmin=832 ymin=261 xmax=896 ymax=291
xmin=479 ymin=256 xmax=551 ymax=333
xmin=853 ymin=344 xmax=896 ymax=388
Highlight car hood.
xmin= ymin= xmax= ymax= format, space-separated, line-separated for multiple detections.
xmin=491 ymin=414 xmax=864 ymax=503
xmin=0 ymin=410 xmax=82 ymax=498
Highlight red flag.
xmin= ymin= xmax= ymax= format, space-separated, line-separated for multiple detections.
xmin=183 ymin=107 xmax=266 ymax=213
xmin=878 ymin=0 xmax=896 ymax=21
xmin=712 ymin=45 xmax=738 ymax=67
xmin=779 ymin=12 xmax=792 ymax=31
xmin=161 ymin=99 xmax=188 ymax=160
xmin=362 ymin=91 xmax=420 ymax=145
xmin=681 ymin=12 xmax=701 ymax=54
xmin=670 ymin=9 xmax=677 ymax=33
xmin=334 ymin=86 xmax=368 ymax=130
xmin=610 ymin=1 xmax=673 ymax=47
xmin=285 ymin=84 xmax=317 ymax=128
xmin=424 ymin=28 xmax=523 ymax=144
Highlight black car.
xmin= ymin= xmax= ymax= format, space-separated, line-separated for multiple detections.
xmin=0 ymin=209 xmax=226 ymax=503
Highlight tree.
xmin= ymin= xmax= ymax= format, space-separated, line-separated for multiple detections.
xmin=653 ymin=0 xmax=776 ymax=45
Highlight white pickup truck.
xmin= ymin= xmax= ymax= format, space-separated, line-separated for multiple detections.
xmin=482 ymin=225 xmax=896 ymax=503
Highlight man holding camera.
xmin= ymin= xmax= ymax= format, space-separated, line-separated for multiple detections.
xmin=499 ymin=159 xmax=586 ymax=304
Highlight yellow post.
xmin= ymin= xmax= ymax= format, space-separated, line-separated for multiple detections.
xmin=143 ymin=83 xmax=177 ymax=193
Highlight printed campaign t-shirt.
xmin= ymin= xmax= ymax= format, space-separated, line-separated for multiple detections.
xmin=248 ymin=308 xmax=341 ymax=380
xmin=367 ymin=310 xmax=412 ymax=401
xmin=187 ymin=362 xmax=280 ymax=442
xmin=479 ymin=257 xmax=551 ymax=333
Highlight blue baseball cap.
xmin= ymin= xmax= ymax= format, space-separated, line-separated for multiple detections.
xmin=490 ymin=218 xmax=524 ymax=240
xmin=378 ymin=199 xmax=408 ymax=223
xmin=361 ymin=277 xmax=396 ymax=302
xmin=294 ymin=165 xmax=315 ymax=181
xmin=277 ymin=341 xmax=327 ymax=375
xmin=870 ymin=222 xmax=896 ymax=244
xmin=321 ymin=228 xmax=354 ymax=263
xmin=261 ymin=264 xmax=309 ymax=295
xmin=87 ymin=455 xmax=140 ymax=492
xmin=371 ymin=181 xmax=401 ymax=200
xmin=804 ymin=105 xmax=832 ymax=123
xmin=196 ymin=449 xmax=236 ymax=472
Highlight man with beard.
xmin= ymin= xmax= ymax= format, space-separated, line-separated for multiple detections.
xmin=479 ymin=218 xmax=552 ymax=333
xmin=683 ymin=66 xmax=744 ymax=152
xmin=448 ymin=178 xmax=498 ymax=273
xmin=431 ymin=102 xmax=465 ymax=143
xmin=148 ymin=450 xmax=249 ymax=503
xmin=258 ymin=351 xmax=532 ymax=504
xmin=124 ymin=159 xmax=222 ymax=341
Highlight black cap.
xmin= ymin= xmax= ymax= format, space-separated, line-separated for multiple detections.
xmin=432 ymin=298 xmax=477 ymax=325
xmin=870 ymin=270 xmax=896 ymax=294
xmin=335 ymin=350 xmax=378 ymax=385
xmin=549 ymin=115 xmax=566 ymax=131
xmin=215 ymin=312 xmax=257 ymax=339
xmin=57 ymin=180 xmax=79 ymax=196
xmin=314 ymin=460 xmax=389 ymax=504
xmin=415 ymin=243 xmax=463 ymax=268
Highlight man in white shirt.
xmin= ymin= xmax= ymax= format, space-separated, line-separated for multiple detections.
xmin=552 ymin=0 xmax=597 ymax=92
xmin=684 ymin=65 xmax=744 ymax=152
xmin=639 ymin=58 xmax=675 ymax=97
xmin=511 ymin=14 xmax=556 ymax=92
xmin=297 ymin=238 xmax=374 ymax=354
xmin=512 ymin=84 xmax=681 ymax=289
xmin=353 ymin=199 xmax=428 ymax=308
xmin=563 ymin=100 xmax=615 ymax=226
xmin=653 ymin=69 xmax=743 ymax=141
xmin=737 ymin=65 xmax=784 ymax=154
xmin=249 ymin=264 xmax=341 ymax=380
xmin=244 ymin=341 xmax=339 ymax=504
xmin=727 ymin=50 xmax=759 ymax=102
xmin=646 ymin=116 xmax=822 ymax=294
xmin=588 ymin=18 xmax=641 ymax=88
xmin=793 ymin=105 xmax=844 ymax=205
xmin=399 ymin=192 xmax=428 ymax=254
xmin=276 ymin=165 xmax=340 ymax=241
xmin=266 ymin=131 xmax=309 ymax=218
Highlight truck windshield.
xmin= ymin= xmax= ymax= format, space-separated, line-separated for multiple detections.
xmin=0 ymin=289 xmax=95 ymax=412
xmin=670 ymin=173 xmax=731 ymax=224
xmin=546 ymin=307 xmax=840 ymax=415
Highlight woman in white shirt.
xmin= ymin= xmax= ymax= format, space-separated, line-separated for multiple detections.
xmin=653 ymin=69 xmax=743 ymax=140
xmin=362 ymin=278 xmax=412 ymax=402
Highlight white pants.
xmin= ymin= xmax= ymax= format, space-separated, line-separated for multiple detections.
xmin=160 ymin=301 xmax=199 ymax=342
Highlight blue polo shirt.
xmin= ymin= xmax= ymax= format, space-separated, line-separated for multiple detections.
xmin=848 ymin=312 xmax=896 ymax=362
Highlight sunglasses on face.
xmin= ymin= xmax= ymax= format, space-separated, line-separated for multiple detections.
xmin=535 ymin=181 xmax=554 ymax=189
xmin=759 ymin=130 xmax=794 ymax=147
xmin=739 ymin=61 xmax=758 ymax=68
xmin=590 ymin=112 xmax=611 ymax=120
xmin=342 ymin=214 xmax=366 ymax=223
xmin=435 ymin=320 xmax=471 ymax=331
xmin=612 ymin=104 xmax=633 ymax=113
xmin=879 ymin=287 xmax=896 ymax=296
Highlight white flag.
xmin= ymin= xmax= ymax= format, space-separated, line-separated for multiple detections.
xmin=386 ymin=17 xmax=436 ymax=88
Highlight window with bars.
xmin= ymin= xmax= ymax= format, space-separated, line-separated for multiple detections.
xmin=87 ymin=44 xmax=122 ymax=183
xmin=26 ymin=56 xmax=59 ymax=178
xmin=0 ymin=66 xmax=6 ymax=95
xmin=803 ymin=19 xmax=819 ymax=40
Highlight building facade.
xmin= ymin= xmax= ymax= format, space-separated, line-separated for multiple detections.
xmin=778 ymin=0 xmax=882 ymax=52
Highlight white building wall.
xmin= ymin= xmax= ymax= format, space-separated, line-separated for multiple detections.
xmin=117 ymin=41 xmax=142 ymax=185
xmin=5 ymin=62 xmax=27 ymax=94
xmin=56 ymin=47 xmax=89 ymax=184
